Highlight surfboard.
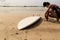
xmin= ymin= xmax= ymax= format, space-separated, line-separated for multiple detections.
xmin=18 ymin=16 xmax=41 ymax=30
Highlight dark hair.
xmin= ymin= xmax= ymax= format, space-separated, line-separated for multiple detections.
xmin=43 ymin=2 xmax=50 ymax=7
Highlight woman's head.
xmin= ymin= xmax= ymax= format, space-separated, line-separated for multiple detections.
xmin=43 ymin=2 xmax=50 ymax=7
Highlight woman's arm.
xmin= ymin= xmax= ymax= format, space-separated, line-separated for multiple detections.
xmin=45 ymin=5 xmax=53 ymax=21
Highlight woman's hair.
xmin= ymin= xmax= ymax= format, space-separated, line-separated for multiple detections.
xmin=43 ymin=2 xmax=50 ymax=7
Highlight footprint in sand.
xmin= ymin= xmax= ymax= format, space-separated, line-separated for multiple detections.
xmin=16 ymin=32 xmax=19 ymax=35
xmin=24 ymin=39 xmax=27 ymax=40
xmin=4 ymin=38 xmax=6 ymax=40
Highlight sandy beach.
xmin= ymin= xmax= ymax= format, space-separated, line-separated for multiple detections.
xmin=0 ymin=7 xmax=60 ymax=40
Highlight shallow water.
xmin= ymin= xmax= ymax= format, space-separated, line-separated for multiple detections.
xmin=0 ymin=7 xmax=46 ymax=14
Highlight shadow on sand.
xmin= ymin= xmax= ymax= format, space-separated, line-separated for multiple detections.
xmin=21 ymin=17 xmax=43 ymax=30
xmin=48 ymin=18 xmax=60 ymax=23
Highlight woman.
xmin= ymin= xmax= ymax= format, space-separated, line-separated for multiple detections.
xmin=43 ymin=2 xmax=60 ymax=22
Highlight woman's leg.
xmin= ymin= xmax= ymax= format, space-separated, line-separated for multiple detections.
xmin=49 ymin=10 xmax=59 ymax=21
xmin=45 ymin=10 xmax=55 ymax=21
xmin=48 ymin=10 xmax=57 ymax=18
xmin=56 ymin=17 xmax=59 ymax=22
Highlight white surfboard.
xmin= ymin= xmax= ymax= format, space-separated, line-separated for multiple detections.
xmin=18 ymin=16 xmax=41 ymax=30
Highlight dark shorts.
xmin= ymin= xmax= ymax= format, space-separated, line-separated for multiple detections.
xmin=57 ymin=13 xmax=60 ymax=17
xmin=56 ymin=8 xmax=60 ymax=17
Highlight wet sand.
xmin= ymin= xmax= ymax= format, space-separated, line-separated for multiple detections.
xmin=0 ymin=7 xmax=60 ymax=40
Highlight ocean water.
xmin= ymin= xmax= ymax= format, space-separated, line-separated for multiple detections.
xmin=0 ymin=7 xmax=47 ymax=14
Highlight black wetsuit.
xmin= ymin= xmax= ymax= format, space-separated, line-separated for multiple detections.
xmin=51 ymin=5 xmax=60 ymax=17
